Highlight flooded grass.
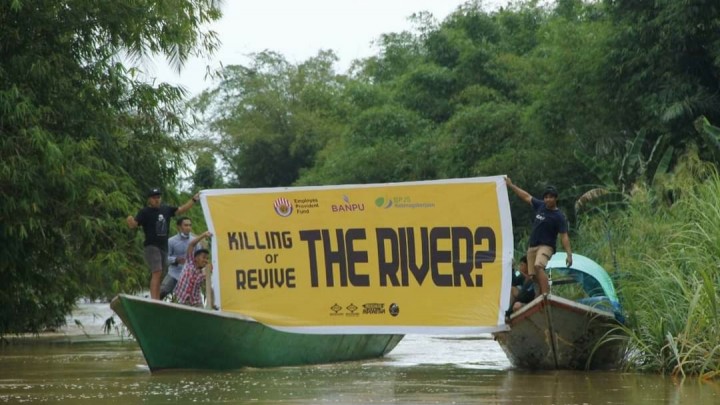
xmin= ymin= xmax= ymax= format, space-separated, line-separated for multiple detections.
xmin=575 ymin=154 xmax=720 ymax=378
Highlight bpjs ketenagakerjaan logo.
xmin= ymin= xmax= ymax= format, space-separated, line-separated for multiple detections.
xmin=375 ymin=195 xmax=435 ymax=209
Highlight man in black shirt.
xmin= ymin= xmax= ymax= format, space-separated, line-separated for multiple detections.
xmin=127 ymin=188 xmax=200 ymax=299
xmin=510 ymin=256 xmax=536 ymax=312
xmin=506 ymin=177 xmax=573 ymax=295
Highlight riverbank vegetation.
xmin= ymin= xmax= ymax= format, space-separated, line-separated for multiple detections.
xmin=575 ymin=151 xmax=720 ymax=379
xmin=2 ymin=0 xmax=719 ymax=377
xmin=0 ymin=0 xmax=222 ymax=334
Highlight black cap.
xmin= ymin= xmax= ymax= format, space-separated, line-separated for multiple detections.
xmin=147 ymin=188 xmax=162 ymax=198
xmin=542 ymin=186 xmax=559 ymax=198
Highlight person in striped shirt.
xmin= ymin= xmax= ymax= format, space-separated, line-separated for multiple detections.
xmin=174 ymin=231 xmax=213 ymax=307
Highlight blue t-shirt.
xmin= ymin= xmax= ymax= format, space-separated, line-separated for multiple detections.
xmin=527 ymin=197 xmax=568 ymax=252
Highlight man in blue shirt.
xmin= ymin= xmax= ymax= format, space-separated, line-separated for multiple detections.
xmin=506 ymin=177 xmax=573 ymax=295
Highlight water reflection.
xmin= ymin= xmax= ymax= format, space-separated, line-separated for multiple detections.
xmin=1 ymin=336 xmax=718 ymax=404
xmin=496 ymin=370 xmax=720 ymax=405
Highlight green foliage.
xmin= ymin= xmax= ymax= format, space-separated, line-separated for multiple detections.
xmin=359 ymin=31 xmax=424 ymax=83
xmin=437 ymin=101 xmax=521 ymax=178
xmin=195 ymin=50 xmax=347 ymax=187
xmin=574 ymin=132 xmax=675 ymax=195
xmin=395 ymin=65 xmax=458 ymax=122
xmin=602 ymin=0 xmax=720 ymax=177
xmin=299 ymin=104 xmax=437 ymax=185
xmin=574 ymin=152 xmax=720 ymax=378
xmin=348 ymin=106 xmax=429 ymax=144
xmin=694 ymin=116 xmax=720 ymax=163
xmin=192 ymin=150 xmax=223 ymax=189
xmin=0 ymin=0 xmax=221 ymax=334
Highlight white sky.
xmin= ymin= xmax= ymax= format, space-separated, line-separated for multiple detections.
xmin=146 ymin=0 xmax=506 ymax=96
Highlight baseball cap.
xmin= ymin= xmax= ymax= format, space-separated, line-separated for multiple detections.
xmin=147 ymin=188 xmax=162 ymax=198
xmin=542 ymin=186 xmax=559 ymax=198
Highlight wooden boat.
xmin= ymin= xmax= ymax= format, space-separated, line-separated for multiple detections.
xmin=492 ymin=253 xmax=626 ymax=370
xmin=111 ymin=294 xmax=403 ymax=371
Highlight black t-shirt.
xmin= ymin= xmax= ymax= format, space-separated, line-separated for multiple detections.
xmin=527 ymin=197 xmax=568 ymax=252
xmin=516 ymin=280 xmax=536 ymax=304
xmin=135 ymin=205 xmax=178 ymax=248
xmin=511 ymin=269 xmax=524 ymax=287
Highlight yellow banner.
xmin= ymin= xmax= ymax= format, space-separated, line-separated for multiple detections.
xmin=200 ymin=177 xmax=513 ymax=334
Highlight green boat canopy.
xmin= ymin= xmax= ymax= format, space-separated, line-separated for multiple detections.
xmin=546 ymin=252 xmax=619 ymax=305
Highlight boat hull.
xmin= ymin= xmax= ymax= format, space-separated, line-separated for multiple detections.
xmin=111 ymin=294 xmax=403 ymax=371
xmin=492 ymin=294 xmax=625 ymax=370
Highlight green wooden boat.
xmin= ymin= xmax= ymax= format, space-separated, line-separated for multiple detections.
xmin=111 ymin=294 xmax=403 ymax=371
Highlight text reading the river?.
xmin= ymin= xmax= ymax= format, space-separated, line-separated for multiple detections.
xmin=298 ymin=227 xmax=496 ymax=288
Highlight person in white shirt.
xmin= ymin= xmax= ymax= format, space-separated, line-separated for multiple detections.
xmin=160 ymin=216 xmax=200 ymax=300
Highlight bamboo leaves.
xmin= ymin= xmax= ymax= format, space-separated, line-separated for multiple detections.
xmin=0 ymin=0 xmax=221 ymax=334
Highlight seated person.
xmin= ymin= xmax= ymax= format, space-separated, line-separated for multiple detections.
xmin=511 ymin=258 xmax=525 ymax=287
xmin=509 ymin=255 xmax=537 ymax=313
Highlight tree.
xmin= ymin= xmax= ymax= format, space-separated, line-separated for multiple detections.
xmin=0 ymin=0 xmax=221 ymax=334
xmin=195 ymin=50 xmax=348 ymax=187
xmin=602 ymin=0 xmax=720 ymax=182
xmin=298 ymin=104 xmax=437 ymax=185
xmin=192 ymin=150 xmax=222 ymax=189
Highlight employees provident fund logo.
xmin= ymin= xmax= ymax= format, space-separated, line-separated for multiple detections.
xmin=273 ymin=197 xmax=293 ymax=217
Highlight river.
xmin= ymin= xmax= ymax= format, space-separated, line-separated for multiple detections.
xmin=1 ymin=303 xmax=718 ymax=404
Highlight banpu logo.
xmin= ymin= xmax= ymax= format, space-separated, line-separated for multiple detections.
xmin=331 ymin=195 xmax=365 ymax=213
xmin=273 ymin=197 xmax=293 ymax=217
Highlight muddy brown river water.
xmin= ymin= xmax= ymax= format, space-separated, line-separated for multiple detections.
xmin=1 ymin=303 xmax=717 ymax=404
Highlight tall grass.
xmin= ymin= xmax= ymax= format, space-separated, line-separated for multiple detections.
xmin=574 ymin=152 xmax=720 ymax=378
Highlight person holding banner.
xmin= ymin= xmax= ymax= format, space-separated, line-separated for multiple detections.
xmin=126 ymin=188 xmax=200 ymax=300
xmin=505 ymin=177 xmax=573 ymax=295
xmin=174 ymin=231 xmax=213 ymax=308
